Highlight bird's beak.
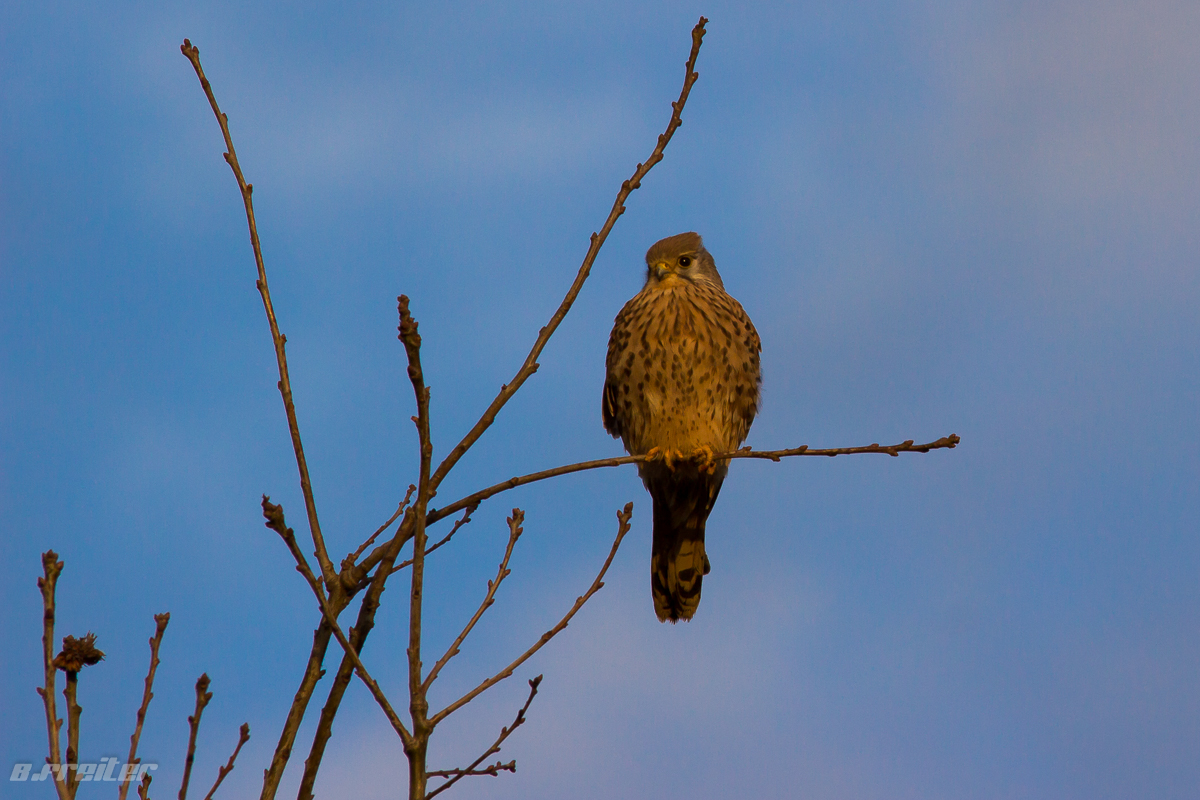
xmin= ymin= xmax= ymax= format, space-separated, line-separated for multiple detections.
xmin=651 ymin=261 xmax=670 ymax=279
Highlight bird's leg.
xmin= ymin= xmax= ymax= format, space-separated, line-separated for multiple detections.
xmin=691 ymin=445 xmax=717 ymax=474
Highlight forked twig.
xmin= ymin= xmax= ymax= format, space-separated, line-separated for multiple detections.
xmin=425 ymin=675 xmax=542 ymax=799
xmin=201 ymin=723 xmax=251 ymax=800
xmin=179 ymin=674 xmax=213 ymax=800
xmin=423 ymin=510 xmax=524 ymax=692
xmin=119 ymin=613 xmax=170 ymax=800
xmin=430 ymin=503 xmax=633 ymax=727
xmin=389 ymin=504 xmax=477 ymax=576
xmin=346 ymin=486 xmax=416 ymax=571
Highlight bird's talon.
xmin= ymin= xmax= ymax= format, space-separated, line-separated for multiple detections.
xmin=691 ymin=446 xmax=717 ymax=474
xmin=645 ymin=447 xmax=686 ymax=470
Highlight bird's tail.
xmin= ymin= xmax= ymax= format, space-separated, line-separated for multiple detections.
xmin=647 ymin=468 xmax=724 ymax=623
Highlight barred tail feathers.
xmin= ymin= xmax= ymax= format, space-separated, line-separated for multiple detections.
xmin=647 ymin=468 xmax=724 ymax=622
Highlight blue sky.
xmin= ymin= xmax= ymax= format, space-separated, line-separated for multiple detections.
xmin=3 ymin=2 xmax=1198 ymax=798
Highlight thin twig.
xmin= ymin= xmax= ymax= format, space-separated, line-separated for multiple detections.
xmin=733 ymin=435 xmax=962 ymax=461
xmin=431 ymin=503 xmax=633 ymax=727
xmin=423 ymin=17 xmax=710 ymax=501
xmin=120 ymin=613 xmax=170 ymax=800
xmin=201 ymin=723 xmax=250 ymax=800
xmin=36 ymin=551 xmax=69 ymax=800
xmin=427 ymin=434 xmax=961 ymax=526
xmin=425 ymin=675 xmax=542 ymax=799
xmin=179 ymin=674 xmax=212 ymax=800
xmin=389 ymin=504 xmax=476 ymax=576
xmin=180 ymin=39 xmax=338 ymax=594
xmin=428 ymin=761 xmax=515 ymax=780
xmin=345 ymin=487 xmax=415 ymax=571
xmin=262 ymin=497 xmax=415 ymax=749
xmin=423 ymin=511 xmax=524 ymax=693
xmin=137 ymin=772 xmax=153 ymax=800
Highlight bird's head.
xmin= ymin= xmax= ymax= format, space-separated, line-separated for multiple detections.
xmin=643 ymin=231 xmax=725 ymax=290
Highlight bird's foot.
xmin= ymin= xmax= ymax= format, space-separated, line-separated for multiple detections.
xmin=691 ymin=446 xmax=718 ymax=474
xmin=645 ymin=447 xmax=686 ymax=470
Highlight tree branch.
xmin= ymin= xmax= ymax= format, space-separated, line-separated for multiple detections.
xmin=430 ymin=503 xmax=633 ymax=727
xmin=179 ymin=673 xmax=212 ymax=800
xmin=734 ymin=435 xmax=962 ymax=460
xmin=423 ymin=17 xmax=709 ymax=500
xmin=425 ymin=675 xmax=542 ymax=799
xmin=262 ymin=497 xmax=415 ymax=749
xmin=119 ymin=613 xmax=170 ymax=800
xmin=348 ymin=15 xmax=709 ymax=589
xmin=297 ymin=522 xmax=412 ymax=800
xmin=345 ymin=487 xmax=415 ymax=572
xmin=201 ymin=723 xmax=250 ymax=800
xmin=422 ymin=511 xmax=524 ymax=693
xmin=397 ymin=294 xmax=436 ymax=800
xmin=389 ymin=504 xmax=476 ymax=576
xmin=36 ymin=551 xmax=69 ymax=800
xmin=54 ymin=632 xmax=105 ymax=800
xmin=180 ymin=39 xmax=338 ymax=595
xmin=259 ymin=618 xmax=336 ymax=800
xmin=427 ymin=434 xmax=961 ymax=526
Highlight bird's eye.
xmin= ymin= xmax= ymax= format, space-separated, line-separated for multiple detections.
xmin=678 ymin=256 xmax=692 ymax=267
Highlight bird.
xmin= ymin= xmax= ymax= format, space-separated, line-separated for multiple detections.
xmin=603 ymin=232 xmax=761 ymax=622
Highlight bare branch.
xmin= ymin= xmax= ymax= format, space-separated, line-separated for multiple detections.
xmin=345 ymin=486 xmax=416 ymax=572
xmin=119 ymin=613 xmax=170 ymax=800
xmin=258 ymin=619 xmax=335 ymax=800
xmin=261 ymin=497 xmax=415 ymax=749
xmin=350 ymin=17 xmax=710 ymax=588
xmin=53 ymin=632 xmax=105 ymax=799
xmin=389 ymin=504 xmax=476 ymax=576
xmin=425 ymin=675 xmax=542 ymax=799
xmin=423 ymin=511 xmax=524 ymax=692
xmin=36 ymin=551 xmax=69 ymax=800
xmin=423 ymin=17 xmax=710 ymax=499
xmin=733 ymin=434 xmax=961 ymax=461
xmin=201 ymin=723 xmax=250 ymax=800
xmin=297 ymin=514 xmax=418 ymax=800
xmin=429 ymin=760 xmax=516 ymax=780
xmin=431 ymin=503 xmax=633 ymax=727
xmin=397 ymin=294 xmax=436 ymax=796
xmin=428 ymin=434 xmax=961 ymax=526
xmin=137 ymin=772 xmax=152 ymax=800
xmin=179 ymin=674 xmax=213 ymax=800
xmin=180 ymin=39 xmax=338 ymax=594
xmin=259 ymin=620 xmax=343 ymax=800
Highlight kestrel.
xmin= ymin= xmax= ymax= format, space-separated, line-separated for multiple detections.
xmin=603 ymin=232 xmax=761 ymax=622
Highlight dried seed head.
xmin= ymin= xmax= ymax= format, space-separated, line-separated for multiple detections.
xmin=54 ymin=632 xmax=105 ymax=673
